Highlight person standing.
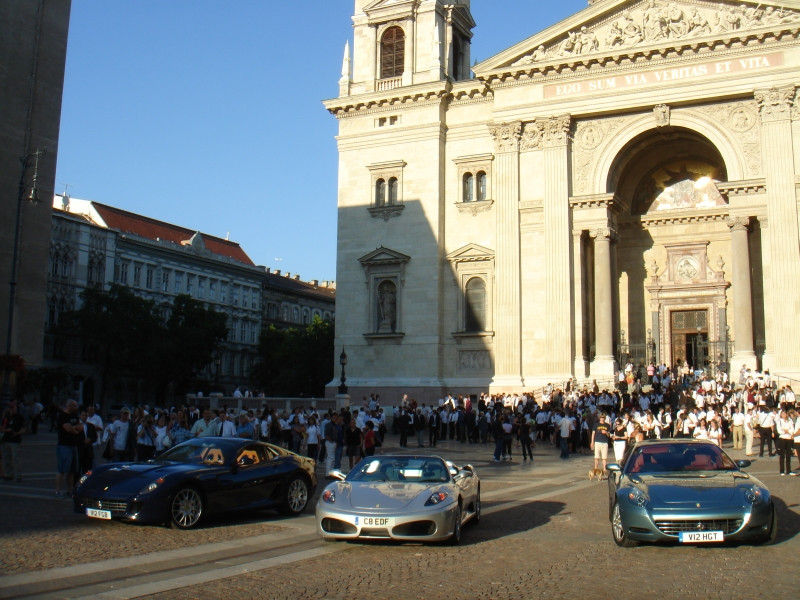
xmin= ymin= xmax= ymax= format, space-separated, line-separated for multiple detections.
xmin=55 ymin=400 xmax=82 ymax=497
xmin=396 ymin=409 xmax=410 ymax=448
xmin=137 ymin=414 xmax=157 ymax=460
xmin=363 ymin=421 xmax=377 ymax=457
xmin=77 ymin=407 xmax=98 ymax=474
xmin=110 ymin=408 xmax=136 ymax=462
xmin=491 ymin=414 xmax=506 ymax=463
xmin=559 ymin=411 xmax=573 ymax=459
xmin=612 ymin=417 xmax=628 ymax=463
xmin=427 ymin=408 xmax=439 ymax=448
xmin=324 ymin=413 xmax=338 ymax=476
xmin=776 ymin=409 xmax=794 ymax=476
xmin=1 ymin=401 xmax=25 ymax=482
xmin=590 ymin=413 xmax=611 ymax=472
xmin=305 ymin=416 xmax=320 ymax=461
xmin=731 ymin=406 xmax=745 ymax=450
xmin=756 ymin=405 xmax=775 ymax=457
xmin=345 ymin=419 xmax=363 ymax=469
xmin=519 ymin=416 xmax=533 ymax=462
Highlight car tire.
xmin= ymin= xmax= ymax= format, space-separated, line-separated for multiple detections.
xmin=611 ymin=501 xmax=637 ymax=547
xmin=758 ymin=505 xmax=778 ymax=545
xmin=448 ymin=502 xmax=463 ymax=545
xmin=472 ymin=488 xmax=481 ymax=525
xmin=279 ymin=475 xmax=310 ymax=515
xmin=170 ymin=487 xmax=204 ymax=529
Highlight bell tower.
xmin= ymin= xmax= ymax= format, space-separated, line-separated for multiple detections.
xmin=342 ymin=0 xmax=475 ymax=96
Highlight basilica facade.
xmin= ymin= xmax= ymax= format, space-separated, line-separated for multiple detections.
xmin=325 ymin=0 xmax=800 ymax=402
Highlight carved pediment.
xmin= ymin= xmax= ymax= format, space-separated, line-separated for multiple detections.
xmin=358 ymin=246 xmax=411 ymax=266
xmin=474 ymin=0 xmax=800 ymax=74
xmin=446 ymin=243 xmax=495 ymax=264
xmin=362 ymin=0 xmax=420 ymax=22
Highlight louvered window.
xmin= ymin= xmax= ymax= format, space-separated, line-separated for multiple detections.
xmin=380 ymin=26 xmax=405 ymax=79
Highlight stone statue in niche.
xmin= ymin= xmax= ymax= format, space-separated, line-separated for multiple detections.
xmin=376 ymin=281 xmax=396 ymax=333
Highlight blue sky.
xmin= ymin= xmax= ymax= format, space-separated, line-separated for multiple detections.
xmin=56 ymin=0 xmax=589 ymax=282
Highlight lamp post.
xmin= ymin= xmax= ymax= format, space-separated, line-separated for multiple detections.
xmin=338 ymin=348 xmax=348 ymax=394
xmin=2 ymin=148 xmax=45 ymax=406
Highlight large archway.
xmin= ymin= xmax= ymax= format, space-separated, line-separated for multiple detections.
xmin=608 ymin=127 xmax=732 ymax=373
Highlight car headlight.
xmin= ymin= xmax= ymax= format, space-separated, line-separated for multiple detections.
xmin=138 ymin=477 xmax=165 ymax=495
xmin=627 ymin=488 xmax=649 ymax=507
xmin=322 ymin=489 xmax=336 ymax=504
xmin=78 ymin=471 xmax=92 ymax=486
xmin=744 ymin=486 xmax=766 ymax=504
xmin=425 ymin=491 xmax=448 ymax=506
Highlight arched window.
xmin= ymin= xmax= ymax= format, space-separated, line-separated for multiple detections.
xmin=292 ymin=307 xmax=300 ymax=323
xmin=376 ymin=279 xmax=397 ymax=333
xmin=380 ymin=26 xmax=405 ymax=79
xmin=464 ymin=277 xmax=486 ymax=332
xmin=375 ymin=178 xmax=386 ymax=207
xmin=388 ymin=177 xmax=398 ymax=205
xmin=477 ymin=171 xmax=487 ymax=201
xmin=303 ymin=308 xmax=310 ymax=324
xmin=463 ymin=173 xmax=474 ymax=202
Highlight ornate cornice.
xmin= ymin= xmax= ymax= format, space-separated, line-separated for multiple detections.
xmin=455 ymin=199 xmax=494 ymax=216
xmin=726 ymin=216 xmax=751 ymax=231
xmin=368 ymin=205 xmax=405 ymax=221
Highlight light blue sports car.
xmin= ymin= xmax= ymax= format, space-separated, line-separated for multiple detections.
xmin=607 ymin=439 xmax=776 ymax=547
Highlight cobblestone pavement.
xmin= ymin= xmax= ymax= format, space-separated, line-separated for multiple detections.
xmin=1 ymin=430 xmax=797 ymax=599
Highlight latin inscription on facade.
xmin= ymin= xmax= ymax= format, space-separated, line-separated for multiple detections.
xmin=544 ymin=52 xmax=782 ymax=98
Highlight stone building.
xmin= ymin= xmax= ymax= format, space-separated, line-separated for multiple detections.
xmin=262 ymin=270 xmax=335 ymax=329
xmin=325 ymin=0 xmax=800 ymax=403
xmin=1 ymin=0 xmax=71 ymax=379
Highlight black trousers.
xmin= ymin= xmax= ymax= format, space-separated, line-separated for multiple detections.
xmin=758 ymin=428 xmax=774 ymax=456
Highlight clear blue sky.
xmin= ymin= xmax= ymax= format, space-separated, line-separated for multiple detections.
xmin=56 ymin=0 xmax=589 ymax=282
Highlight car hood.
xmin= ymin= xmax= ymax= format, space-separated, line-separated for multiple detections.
xmin=632 ymin=473 xmax=747 ymax=505
xmin=330 ymin=482 xmax=444 ymax=510
xmin=78 ymin=462 xmax=210 ymax=496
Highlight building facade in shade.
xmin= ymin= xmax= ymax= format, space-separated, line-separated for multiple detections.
xmin=324 ymin=0 xmax=800 ymax=403
xmin=47 ymin=195 xmax=265 ymax=404
xmin=262 ymin=270 xmax=335 ymax=329
xmin=1 ymin=0 xmax=71 ymax=373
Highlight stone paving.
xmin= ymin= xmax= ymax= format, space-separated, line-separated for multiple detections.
xmin=1 ymin=428 xmax=798 ymax=599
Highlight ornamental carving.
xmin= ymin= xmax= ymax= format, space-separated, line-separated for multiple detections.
xmin=571 ymin=116 xmax=625 ymax=194
xmin=509 ymin=2 xmax=800 ymax=66
xmin=755 ymin=86 xmax=796 ymax=122
xmin=541 ymin=115 xmax=572 ymax=148
xmin=520 ymin=121 xmax=545 ymax=151
xmin=654 ymin=104 xmax=670 ymax=127
xmin=694 ymin=101 xmax=761 ymax=176
xmin=489 ymin=122 xmax=522 ymax=153
xmin=589 ymin=227 xmax=617 ymax=242
xmin=726 ymin=216 xmax=750 ymax=231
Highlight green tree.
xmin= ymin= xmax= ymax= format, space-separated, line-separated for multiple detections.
xmin=252 ymin=316 xmax=334 ymax=397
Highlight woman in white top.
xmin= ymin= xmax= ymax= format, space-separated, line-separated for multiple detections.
xmin=791 ymin=409 xmax=800 ymax=475
xmin=707 ymin=419 xmax=722 ymax=447
xmin=153 ymin=414 xmax=170 ymax=457
xmin=776 ymin=409 xmax=794 ymax=475
xmin=692 ymin=418 xmax=709 ymax=441
xmin=305 ymin=416 xmax=320 ymax=461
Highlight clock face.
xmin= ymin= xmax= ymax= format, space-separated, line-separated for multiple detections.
xmin=676 ymin=256 xmax=699 ymax=280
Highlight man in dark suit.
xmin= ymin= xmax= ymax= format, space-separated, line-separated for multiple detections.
xmin=78 ymin=407 xmax=98 ymax=474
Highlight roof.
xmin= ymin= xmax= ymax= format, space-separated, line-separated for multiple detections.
xmin=90 ymin=201 xmax=254 ymax=266
xmin=264 ymin=271 xmax=336 ymax=301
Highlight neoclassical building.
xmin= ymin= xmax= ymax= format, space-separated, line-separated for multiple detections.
xmin=325 ymin=0 xmax=800 ymax=402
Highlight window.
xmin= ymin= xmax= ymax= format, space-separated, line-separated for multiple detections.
xmin=454 ymin=156 xmax=494 ymax=214
xmin=198 ymin=278 xmax=205 ymax=299
xmin=447 ymin=244 xmax=495 ymax=337
xmin=174 ymin=272 xmax=183 ymax=294
xmin=477 ymin=172 xmax=487 ymax=201
xmin=359 ymin=246 xmax=410 ymax=338
xmin=380 ymin=26 xmax=405 ymax=79
xmin=232 ymin=286 xmax=239 ymax=306
xmin=240 ymin=320 xmax=247 ymax=342
xmin=242 ymin=288 xmax=249 ymax=308
xmin=162 ymin=270 xmax=170 ymax=292
xmin=293 ymin=307 xmax=300 ymax=323
xmin=146 ymin=267 xmax=154 ymax=290
xmin=375 ymin=179 xmax=386 ymax=207
xmin=463 ymin=173 xmax=474 ymax=202
xmin=133 ymin=264 xmax=141 ymax=288
xmin=209 ymin=280 xmax=216 ymax=301
xmin=303 ymin=308 xmax=310 ymax=325
xmin=368 ymin=161 xmax=406 ymax=219
xmin=120 ymin=263 xmax=129 ymax=285
xmin=464 ymin=277 xmax=486 ymax=332
xmin=187 ymin=276 xmax=194 ymax=296
xmin=221 ymin=282 xmax=228 ymax=303
xmin=61 ymin=254 xmax=72 ymax=277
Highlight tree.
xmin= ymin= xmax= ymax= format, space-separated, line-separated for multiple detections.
xmin=252 ymin=316 xmax=334 ymax=397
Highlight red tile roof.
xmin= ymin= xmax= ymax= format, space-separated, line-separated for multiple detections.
xmin=91 ymin=202 xmax=255 ymax=266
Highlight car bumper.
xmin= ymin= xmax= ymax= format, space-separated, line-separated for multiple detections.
xmin=316 ymin=502 xmax=460 ymax=542
xmin=74 ymin=493 xmax=169 ymax=525
xmin=618 ymin=501 xmax=775 ymax=544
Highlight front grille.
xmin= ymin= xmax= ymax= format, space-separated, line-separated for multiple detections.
xmin=85 ymin=497 xmax=128 ymax=516
xmin=359 ymin=527 xmax=391 ymax=538
xmin=393 ymin=520 xmax=437 ymax=537
xmin=320 ymin=518 xmax=357 ymax=535
xmin=655 ymin=518 xmax=743 ymax=536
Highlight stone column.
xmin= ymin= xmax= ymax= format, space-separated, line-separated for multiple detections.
xmin=573 ymin=231 xmax=589 ymax=377
xmin=488 ymin=122 xmax=523 ymax=390
xmin=590 ymin=228 xmax=617 ymax=377
xmin=541 ymin=116 xmax=574 ymax=378
xmin=757 ymin=218 xmax=776 ymax=370
xmin=756 ymin=86 xmax=800 ymax=371
xmin=728 ymin=217 xmax=757 ymax=368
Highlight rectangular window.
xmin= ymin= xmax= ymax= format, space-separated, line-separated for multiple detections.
xmin=232 ymin=286 xmax=239 ymax=306
xmin=174 ymin=272 xmax=183 ymax=294
xmin=221 ymin=283 xmax=228 ymax=303
xmin=133 ymin=265 xmax=142 ymax=287
xmin=209 ymin=280 xmax=217 ymax=301
xmin=240 ymin=321 xmax=247 ymax=342
xmin=198 ymin=278 xmax=206 ymax=299
xmin=120 ymin=263 xmax=129 ymax=285
xmin=251 ymin=289 xmax=259 ymax=309
xmin=146 ymin=267 xmax=154 ymax=290
xmin=162 ymin=270 xmax=170 ymax=292
xmin=242 ymin=289 xmax=249 ymax=309
xmin=187 ymin=276 xmax=194 ymax=296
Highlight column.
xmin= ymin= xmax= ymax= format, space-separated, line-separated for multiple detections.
xmin=758 ymin=218 xmax=776 ymax=370
xmin=488 ymin=122 xmax=523 ymax=390
xmin=728 ymin=217 xmax=757 ymax=368
xmin=573 ymin=231 xmax=589 ymax=377
xmin=542 ymin=116 xmax=574 ymax=378
xmin=756 ymin=86 xmax=800 ymax=370
xmin=590 ymin=228 xmax=617 ymax=377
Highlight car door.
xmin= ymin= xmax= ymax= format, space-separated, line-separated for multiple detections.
xmin=212 ymin=445 xmax=277 ymax=511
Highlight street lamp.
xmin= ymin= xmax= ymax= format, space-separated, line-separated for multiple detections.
xmin=338 ymin=348 xmax=348 ymax=394
xmin=2 ymin=148 xmax=45 ymax=406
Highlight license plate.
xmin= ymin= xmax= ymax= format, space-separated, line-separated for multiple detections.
xmin=358 ymin=516 xmax=393 ymax=527
xmin=86 ymin=508 xmax=112 ymax=520
xmin=679 ymin=531 xmax=724 ymax=543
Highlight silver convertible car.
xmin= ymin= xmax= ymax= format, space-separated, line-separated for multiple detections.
xmin=607 ymin=439 xmax=776 ymax=547
xmin=316 ymin=455 xmax=480 ymax=544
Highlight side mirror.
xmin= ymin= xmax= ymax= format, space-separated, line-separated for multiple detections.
xmin=607 ymin=463 xmax=622 ymax=473
xmin=736 ymin=459 xmax=752 ymax=469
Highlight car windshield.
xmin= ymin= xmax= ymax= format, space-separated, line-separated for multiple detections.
xmin=346 ymin=457 xmax=449 ymax=483
xmin=624 ymin=443 xmax=738 ymax=474
xmin=157 ymin=440 xmax=232 ymax=465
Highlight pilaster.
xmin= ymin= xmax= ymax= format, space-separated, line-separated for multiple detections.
xmin=727 ymin=216 xmax=757 ymax=369
xmin=572 ymin=230 xmax=589 ymax=377
xmin=488 ymin=122 xmax=523 ymax=389
xmin=590 ymin=227 xmax=617 ymax=378
xmin=756 ymin=86 xmax=800 ymax=370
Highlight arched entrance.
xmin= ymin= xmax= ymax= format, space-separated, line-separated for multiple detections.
xmin=609 ymin=126 xmax=733 ymax=373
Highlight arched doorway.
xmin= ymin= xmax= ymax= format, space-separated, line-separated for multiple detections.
xmin=609 ymin=126 xmax=732 ymax=373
